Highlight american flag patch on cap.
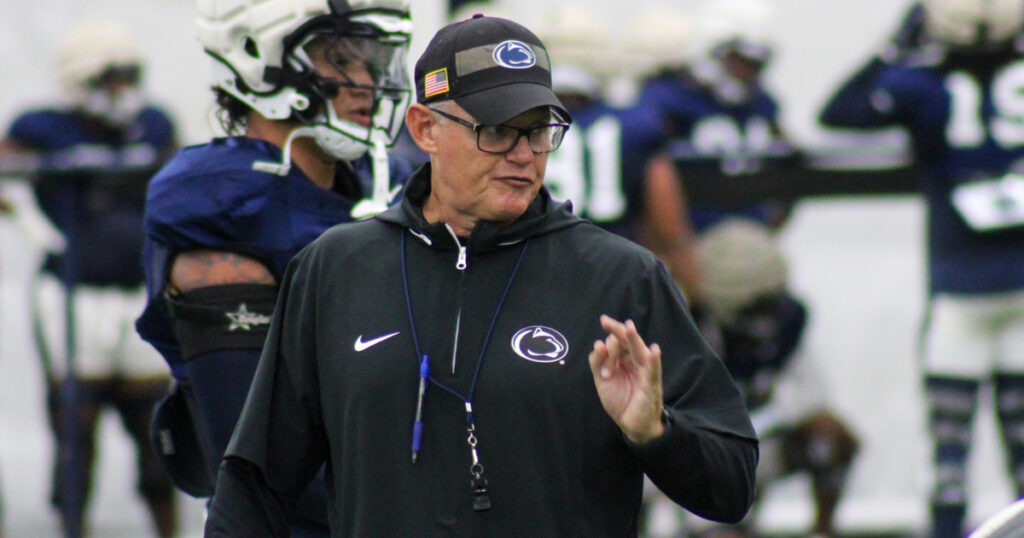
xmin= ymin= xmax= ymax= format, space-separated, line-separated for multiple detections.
xmin=424 ymin=68 xmax=449 ymax=97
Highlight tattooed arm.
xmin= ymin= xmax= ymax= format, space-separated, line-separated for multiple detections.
xmin=169 ymin=250 xmax=276 ymax=294
xmin=165 ymin=249 xmax=282 ymax=484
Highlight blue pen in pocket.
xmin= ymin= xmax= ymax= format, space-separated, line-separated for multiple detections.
xmin=411 ymin=354 xmax=429 ymax=463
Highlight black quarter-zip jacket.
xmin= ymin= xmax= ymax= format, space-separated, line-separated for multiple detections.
xmin=206 ymin=165 xmax=757 ymax=537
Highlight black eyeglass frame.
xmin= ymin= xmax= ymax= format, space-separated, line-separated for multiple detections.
xmin=428 ymin=107 xmax=569 ymax=155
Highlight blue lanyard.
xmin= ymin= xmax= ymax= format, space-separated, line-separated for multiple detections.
xmin=400 ymin=230 xmax=529 ymax=511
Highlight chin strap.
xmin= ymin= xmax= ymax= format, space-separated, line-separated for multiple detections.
xmin=252 ymin=126 xmax=396 ymax=220
xmin=251 ymin=126 xmax=317 ymax=176
xmin=349 ymin=135 xmax=393 ymax=220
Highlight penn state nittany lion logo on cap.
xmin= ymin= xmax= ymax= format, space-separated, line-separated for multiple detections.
xmin=492 ymin=40 xmax=536 ymax=69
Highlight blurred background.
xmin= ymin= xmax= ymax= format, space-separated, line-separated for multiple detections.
xmin=0 ymin=0 xmax=1015 ymax=536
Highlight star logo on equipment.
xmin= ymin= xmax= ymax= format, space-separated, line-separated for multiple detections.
xmin=225 ymin=303 xmax=271 ymax=331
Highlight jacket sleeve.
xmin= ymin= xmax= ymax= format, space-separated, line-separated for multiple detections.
xmin=205 ymin=457 xmax=292 ymax=537
xmin=204 ymin=246 xmax=329 ymax=535
xmin=627 ymin=407 xmax=758 ymax=523
xmin=630 ymin=262 xmax=758 ymax=523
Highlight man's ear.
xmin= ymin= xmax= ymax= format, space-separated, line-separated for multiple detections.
xmin=405 ymin=103 xmax=438 ymax=154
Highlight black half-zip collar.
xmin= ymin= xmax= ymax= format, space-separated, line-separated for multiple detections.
xmin=399 ymin=226 xmax=531 ymax=512
xmin=376 ymin=162 xmax=585 ymax=253
xmin=444 ymin=224 xmax=467 ymax=374
xmin=387 ymin=164 xmax=574 ymax=512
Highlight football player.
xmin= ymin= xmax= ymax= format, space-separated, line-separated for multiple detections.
xmin=818 ymin=1 xmax=1024 ymax=536
xmin=539 ymin=4 xmax=702 ymax=301
xmin=692 ymin=218 xmax=859 ymax=538
xmin=0 ymin=19 xmax=179 ymax=538
xmin=636 ymin=0 xmax=797 ymax=233
xmin=134 ymin=0 xmax=415 ymax=534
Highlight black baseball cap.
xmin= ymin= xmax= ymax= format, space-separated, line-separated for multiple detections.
xmin=414 ymin=14 xmax=571 ymax=126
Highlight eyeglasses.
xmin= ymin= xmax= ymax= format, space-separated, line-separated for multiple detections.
xmin=428 ymin=107 xmax=569 ymax=155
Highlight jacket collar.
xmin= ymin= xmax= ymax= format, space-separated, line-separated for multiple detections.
xmin=375 ymin=163 xmax=582 ymax=252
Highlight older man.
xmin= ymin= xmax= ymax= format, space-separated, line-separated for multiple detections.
xmin=205 ymin=14 xmax=757 ymax=537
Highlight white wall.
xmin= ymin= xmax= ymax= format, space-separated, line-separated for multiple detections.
xmin=0 ymin=1 xmax=1016 ymax=535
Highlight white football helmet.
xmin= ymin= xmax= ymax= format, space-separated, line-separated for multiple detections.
xmin=195 ymin=0 xmax=413 ymax=160
xmin=697 ymin=218 xmax=787 ymax=324
xmin=624 ymin=5 xmax=692 ymax=75
xmin=449 ymin=1 xmax=513 ymax=23
xmin=534 ymin=4 xmax=615 ymax=98
xmin=55 ymin=20 xmax=145 ymax=126
xmin=922 ymin=0 xmax=1024 ymax=49
xmin=688 ymin=0 xmax=777 ymax=105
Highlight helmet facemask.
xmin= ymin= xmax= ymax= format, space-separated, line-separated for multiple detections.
xmin=923 ymin=0 xmax=1024 ymax=51
xmin=272 ymin=11 xmax=412 ymax=160
xmin=692 ymin=39 xmax=771 ymax=106
xmin=55 ymin=20 xmax=146 ymax=128
xmin=78 ymin=64 xmax=145 ymax=127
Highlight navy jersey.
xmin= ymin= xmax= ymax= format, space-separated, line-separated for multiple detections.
xmin=543 ymin=100 xmax=664 ymax=241
xmin=136 ymin=137 xmax=413 ymax=378
xmin=697 ymin=296 xmax=807 ymax=412
xmin=7 ymin=106 xmax=176 ymax=287
xmin=639 ymin=73 xmax=796 ymax=231
xmin=820 ymin=43 xmax=1024 ymax=295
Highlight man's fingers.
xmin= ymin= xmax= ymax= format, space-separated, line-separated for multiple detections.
xmin=599 ymin=314 xmax=625 ymax=336
xmin=648 ymin=342 xmax=663 ymax=378
xmin=600 ymin=315 xmax=630 ymax=349
xmin=623 ymin=319 xmax=649 ymax=362
xmin=604 ymin=329 xmax=622 ymax=360
xmin=589 ymin=339 xmax=613 ymax=379
xmin=597 ymin=315 xmax=657 ymax=373
xmin=602 ymin=317 xmax=650 ymax=366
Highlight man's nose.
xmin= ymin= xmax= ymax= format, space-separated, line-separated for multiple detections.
xmin=505 ymin=133 xmax=535 ymax=162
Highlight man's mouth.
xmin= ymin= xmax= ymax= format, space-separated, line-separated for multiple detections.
xmin=499 ymin=176 xmax=533 ymax=186
xmin=346 ymin=108 xmax=372 ymax=126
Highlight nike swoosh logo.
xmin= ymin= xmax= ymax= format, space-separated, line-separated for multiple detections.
xmin=354 ymin=331 xmax=400 ymax=352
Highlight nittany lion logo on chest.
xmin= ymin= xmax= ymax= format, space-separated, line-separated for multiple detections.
xmin=510 ymin=326 xmax=569 ymax=364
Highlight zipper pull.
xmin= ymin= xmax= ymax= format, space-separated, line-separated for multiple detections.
xmin=444 ymin=224 xmax=468 ymax=271
xmin=455 ymin=245 xmax=467 ymax=271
